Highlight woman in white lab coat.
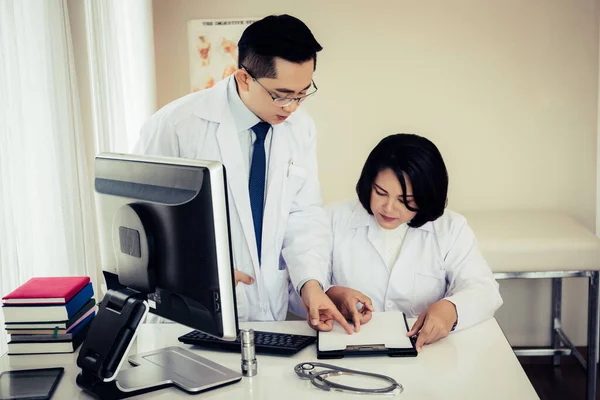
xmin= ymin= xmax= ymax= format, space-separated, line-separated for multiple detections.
xmin=326 ymin=134 xmax=503 ymax=351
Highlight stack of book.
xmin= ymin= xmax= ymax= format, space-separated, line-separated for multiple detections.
xmin=2 ymin=276 xmax=96 ymax=355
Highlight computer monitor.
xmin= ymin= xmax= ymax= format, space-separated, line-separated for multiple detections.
xmin=76 ymin=153 xmax=241 ymax=398
xmin=94 ymin=152 xmax=238 ymax=338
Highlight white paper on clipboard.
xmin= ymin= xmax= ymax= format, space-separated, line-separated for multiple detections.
xmin=318 ymin=311 xmax=413 ymax=352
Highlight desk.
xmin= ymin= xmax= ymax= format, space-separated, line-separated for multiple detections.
xmin=0 ymin=318 xmax=538 ymax=399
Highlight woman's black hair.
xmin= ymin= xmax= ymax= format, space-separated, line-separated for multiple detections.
xmin=355 ymin=134 xmax=448 ymax=228
xmin=238 ymin=14 xmax=323 ymax=78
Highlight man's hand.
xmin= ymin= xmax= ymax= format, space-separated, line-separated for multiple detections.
xmin=406 ymin=299 xmax=457 ymax=352
xmin=234 ymin=270 xmax=255 ymax=287
xmin=300 ymin=280 xmax=354 ymax=334
xmin=326 ymin=286 xmax=374 ymax=332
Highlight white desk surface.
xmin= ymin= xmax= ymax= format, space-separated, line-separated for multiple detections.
xmin=0 ymin=318 xmax=538 ymax=400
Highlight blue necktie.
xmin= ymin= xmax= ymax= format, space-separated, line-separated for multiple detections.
xmin=249 ymin=122 xmax=270 ymax=264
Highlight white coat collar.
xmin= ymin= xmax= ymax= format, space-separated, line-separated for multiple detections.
xmin=227 ymin=76 xmax=260 ymax=133
xmin=348 ymin=199 xmax=434 ymax=232
xmin=209 ymin=75 xmax=299 ymax=279
xmin=193 ymin=75 xmax=302 ymax=126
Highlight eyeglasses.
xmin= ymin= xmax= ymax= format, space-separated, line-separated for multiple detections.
xmin=241 ymin=65 xmax=318 ymax=108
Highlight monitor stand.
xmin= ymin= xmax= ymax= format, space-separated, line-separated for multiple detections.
xmin=76 ymin=289 xmax=241 ymax=399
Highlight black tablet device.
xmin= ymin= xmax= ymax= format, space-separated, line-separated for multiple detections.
xmin=0 ymin=368 xmax=64 ymax=400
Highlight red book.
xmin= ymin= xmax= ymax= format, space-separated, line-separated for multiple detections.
xmin=2 ymin=276 xmax=90 ymax=305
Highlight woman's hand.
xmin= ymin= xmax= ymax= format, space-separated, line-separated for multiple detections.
xmin=407 ymin=299 xmax=457 ymax=352
xmin=326 ymin=286 xmax=375 ymax=332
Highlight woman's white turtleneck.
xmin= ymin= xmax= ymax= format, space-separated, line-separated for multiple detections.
xmin=377 ymin=221 xmax=409 ymax=271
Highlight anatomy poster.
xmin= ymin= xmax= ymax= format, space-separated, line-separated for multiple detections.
xmin=187 ymin=18 xmax=257 ymax=92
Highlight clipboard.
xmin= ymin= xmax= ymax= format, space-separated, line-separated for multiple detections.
xmin=317 ymin=311 xmax=418 ymax=359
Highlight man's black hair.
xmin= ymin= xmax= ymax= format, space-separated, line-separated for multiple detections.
xmin=238 ymin=14 xmax=323 ymax=78
xmin=355 ymin=134 xmax=449 ymax=228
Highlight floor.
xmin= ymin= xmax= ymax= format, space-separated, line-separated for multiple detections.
xmin=519 ymin=347 xmax=594 ymax=400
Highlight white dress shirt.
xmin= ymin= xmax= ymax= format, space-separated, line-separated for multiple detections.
xmin=227 ymin=77 xmax=314 ymax=293
xmin=227 ymin=77 xmax=272 ymax=183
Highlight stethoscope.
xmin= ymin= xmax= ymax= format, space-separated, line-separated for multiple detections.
xmin=294 ymin=362 xmax=403 ymax=395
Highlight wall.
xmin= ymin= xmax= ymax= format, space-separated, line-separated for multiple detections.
xmin=152 ymin=0 xmax=599 ymax=346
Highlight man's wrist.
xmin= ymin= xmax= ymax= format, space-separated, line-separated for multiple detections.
xmin=300 ymin=279 xmax=322 ymax=296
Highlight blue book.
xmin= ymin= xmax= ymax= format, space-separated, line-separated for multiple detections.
xmin=2 ymin=282 xmax=94 ymax=323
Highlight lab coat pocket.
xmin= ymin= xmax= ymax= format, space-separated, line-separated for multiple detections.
xmin=287 ymin=163 xmax=307 ymax=179
xmin=411 ymin=266 xmax=447 ymax=316
xmin=286 ymin=164 xmax=307 ymax=194
xmin=281 ymin=163 xmax=307 ymax=215
xmin=270 ymin=267 xmax=291 ymax=320
xmin=278 ymin=251 xmax=287 ymax=270
xmin=235 ymin=282 xmax=249 ymax=322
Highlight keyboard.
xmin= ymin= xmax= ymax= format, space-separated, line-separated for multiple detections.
xmin=178 ymin=329 xmax=317 ymax=355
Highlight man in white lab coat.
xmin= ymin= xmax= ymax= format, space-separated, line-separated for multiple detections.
xmin=134 ymin=15 xmax=352 ymax=333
